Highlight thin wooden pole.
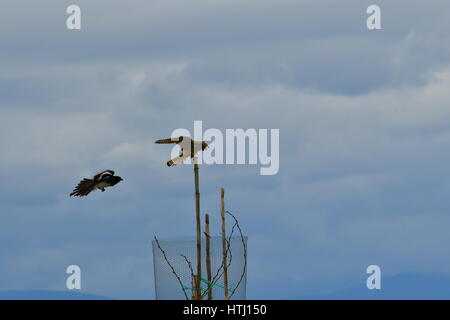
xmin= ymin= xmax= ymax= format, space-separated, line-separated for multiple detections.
xmin=191 ymin=276 xmax=195 ymax=300
xmin=205 ymin=214 xmax=212 ymax=300
xmin=194 ymin=158 xmax=202 ymax=300
xmin=192 ymin=275 xmax=200 ymax=300
xmin=220 ymin=188 xmax=229 ymax=299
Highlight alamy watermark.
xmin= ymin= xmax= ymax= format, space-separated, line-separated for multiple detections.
xmin=366 ymin=265 xmax=381 ymax=290
xmin=66 ymin=265 xmax=81 ymax=290
xmin=169 ymin=121 xmax=279 ymax=176
xmin=66 ymin=4 xmax=381 ymax=31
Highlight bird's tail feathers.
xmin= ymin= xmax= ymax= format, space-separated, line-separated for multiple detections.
xmin=167 ymin=155 xmax=188 ymax=167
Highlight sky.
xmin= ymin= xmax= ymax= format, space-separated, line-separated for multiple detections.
xmin=1 ymin=0 xmax=450 ymax=299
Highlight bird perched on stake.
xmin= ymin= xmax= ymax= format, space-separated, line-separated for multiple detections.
xmin=70 ymin=170 xmax=123 ymax=197
xmin=155 ymin=136 xmax=208 ymax=167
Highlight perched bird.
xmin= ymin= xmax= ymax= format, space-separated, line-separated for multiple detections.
xmin=155 ymin=136 xmax=208 ymax=167
xmin=70 ymin=170 xmax=123 ymax=197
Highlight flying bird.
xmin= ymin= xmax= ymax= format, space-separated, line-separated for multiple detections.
xmin=70 ymin=170 xmax=123 ymax=197
xmin=155 ymin=136 xmax=208 ymax=167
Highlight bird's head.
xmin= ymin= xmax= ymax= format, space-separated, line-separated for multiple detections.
xmin=109 ymin=176 xmax=123 ymax=186
xmin=202 ymin=141 xmax=209 ymax=150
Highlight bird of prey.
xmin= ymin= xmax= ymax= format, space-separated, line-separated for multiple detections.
xmin=70 ymin=170 xmax=123 ymax=197
xmin=155 ymin=136 xmax=208 ymax=167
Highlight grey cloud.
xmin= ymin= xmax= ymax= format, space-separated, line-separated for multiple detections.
xmin=1 ymin=0 xmax=450 ymax=298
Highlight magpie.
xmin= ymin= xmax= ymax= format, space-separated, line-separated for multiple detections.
xmin=155 ymin=136 xmax=208 ymax=166
xmin=70 ymin=170 xmax=123 ymax=197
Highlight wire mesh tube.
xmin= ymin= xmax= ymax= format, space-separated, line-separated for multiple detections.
xmin=152 ymin=236 xmax=247 ymax=300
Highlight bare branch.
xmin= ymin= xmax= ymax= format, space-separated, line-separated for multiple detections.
xmin=212 ymin=221 xmax=237 ymax=281
xmin=201 ymin=220 xmax=238 ymax=299
xmin=181 ymin=254 xmax=195 ymax=279
xmin=226 ymin=210 xmax=247 ymax=300
xmin=154 ymin=236 xmax=189 ymax=300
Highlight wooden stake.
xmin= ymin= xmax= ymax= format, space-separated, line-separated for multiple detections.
xmin=220 ymin=188 xmax=229 ymax=299
xmin=194 ymin=158 xmax=202 ymax=300
xmin=191 ymin=276 xmax=195 ymax=300
xmin=192 ymin=275 xmax=200 ymax=300
xmin=205 ymin=214 xmax=213 ymax=300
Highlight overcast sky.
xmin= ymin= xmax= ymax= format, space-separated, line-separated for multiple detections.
xmin=1 ymin=0 xmax=450 ymax=299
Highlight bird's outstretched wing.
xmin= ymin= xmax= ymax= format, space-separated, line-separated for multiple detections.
xmin=93 ymin=170 xmax=114 ymax=181
xmin=155 ymin=137 xmax=182 ymax=144
xmin=70 ymin=179 xmax=97 ymax=197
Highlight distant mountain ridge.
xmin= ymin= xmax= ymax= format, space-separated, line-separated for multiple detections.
xmin=298 ymin=273 xmax=450 ymax=300
xmin=0 ymin=290 xmax=111 ymax=300
xmin=2 ymin=273 xmax=450 ymax=300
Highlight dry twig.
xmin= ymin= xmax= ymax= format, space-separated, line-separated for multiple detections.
xmin=226 ymin=210 xmax=247 ymax=299
xmin=154 ymin=236 xmax=189 ymax=300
